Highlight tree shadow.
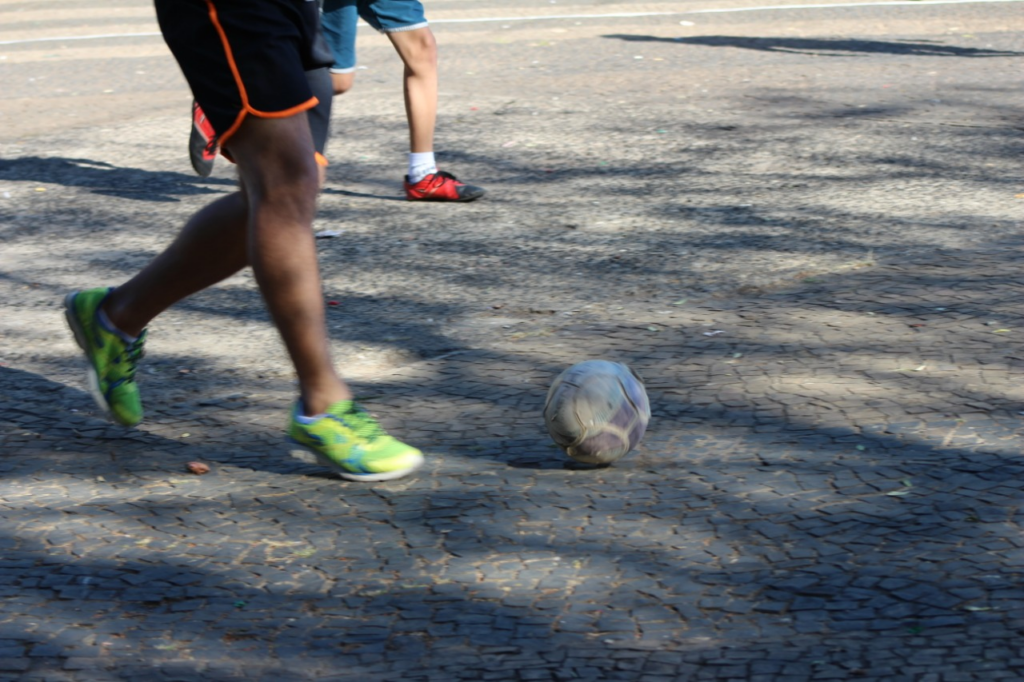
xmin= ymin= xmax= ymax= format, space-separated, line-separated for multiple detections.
xmin=0 ymin=156 xmax=233 ymax=202
xmin=1 ymin=398 xmax=1021 ymax=678
xmin=3 ymin=234 xmax=1024 ymax=677
xmin=2 ymin=59 xmax=1024 ymax=678
xmin=320 ymin=186 xmax=406 ymax=202
xmin=603 ymin=34 xmax=1024 ymax=58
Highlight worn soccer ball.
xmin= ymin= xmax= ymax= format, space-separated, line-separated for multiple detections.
xmin=543 ymin=360 xmax=651 ymax=465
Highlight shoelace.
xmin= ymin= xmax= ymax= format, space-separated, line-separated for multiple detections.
xmin=117 ymin=331 xmax=147 ymax=381
xmin=419 ymin=171 xmax=459 ymax=190
xmin=329 ymin=405 xmax=384 ymax=442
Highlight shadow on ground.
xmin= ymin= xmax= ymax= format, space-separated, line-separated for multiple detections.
xmin=603 ymin=34 xmax=1024 ymax=58
xmin=3 ymin=236 xmax=1024 ymax=677
xmin=0 ymin=156 xmax=233 ymax=202
xmin=1 ymin=357 xmax=1022 ymax=679
xmin=2 ymin=59 xmax=1024 ymax=676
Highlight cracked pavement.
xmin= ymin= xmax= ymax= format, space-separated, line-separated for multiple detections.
xmin=1 ymin=0 xmax=1023 ymax=679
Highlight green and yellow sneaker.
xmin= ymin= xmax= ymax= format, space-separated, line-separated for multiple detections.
xmin=288 ymin=400 xmax=424 ymax=482
xmin=63 ymin=288 xmax=146 ymax=426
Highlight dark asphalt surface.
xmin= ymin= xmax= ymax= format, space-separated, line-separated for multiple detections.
xmin=1 ymin=0 xmax=1023 ymax=680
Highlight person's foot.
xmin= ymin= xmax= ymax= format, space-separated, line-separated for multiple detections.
xmin=404 ymin=171 xmax=486 ymax=202
xmin=189 ymin=101 xmax=219 ymax=178
xmin=288 ymin=400 xmax=424 ymax=481
xmin=63 ymin=288 xmax=147 ymax=426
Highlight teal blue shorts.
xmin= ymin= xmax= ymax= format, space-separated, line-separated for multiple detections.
xmin=320 ymin=0 xmax=428 ymax=73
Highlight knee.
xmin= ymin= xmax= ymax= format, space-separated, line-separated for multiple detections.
xmin=399 ymin=29 xmax=437 ymax=73
xmin=227 ymin=116 xmax=322 ymax=217
xmin=276 ymin=152 xmax=321 ymax=202
xmin=245 ymin=147 xmax=321 ymax=216
xmin=331 ymin=71 xmax=354 ymax=95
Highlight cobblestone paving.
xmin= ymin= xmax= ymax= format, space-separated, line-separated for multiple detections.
xmin=2 ymin=243 xmax=1024 ymax=681
xmin=2 ymin=0 xmax=1024 ymax=679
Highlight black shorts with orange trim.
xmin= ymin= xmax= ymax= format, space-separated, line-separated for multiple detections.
xmin=155 ymin=0 xmax=335 ymax=149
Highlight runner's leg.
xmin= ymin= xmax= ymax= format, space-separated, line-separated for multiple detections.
xmin=387 ymin=27 xmax=438 ymax=154
xmin=102 ymin=193 xmax=249 ymax=337
xmin=104 ymin=114 xmax=350 ymax=414
xmin=225 ymin=114 xmax=351 ymax=414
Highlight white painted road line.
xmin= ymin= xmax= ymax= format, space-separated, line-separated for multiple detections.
xmin=0 ymin=0 xmax=1020 ymax=46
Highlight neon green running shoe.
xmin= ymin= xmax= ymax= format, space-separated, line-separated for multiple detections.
xmin=63 ymin=288 xmax=146 ymax=426
xmin=288 ymin=400 xmax=424 ymax=482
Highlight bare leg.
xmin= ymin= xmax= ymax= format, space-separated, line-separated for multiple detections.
xmin=226 ymin=115 xmax=351 ymax=414
xmin=330 ymin=71 xmax=355 ymax=96
xmin=103 ymin=192 xmax=249 ymax=336
xmin=387 ymin=27 xmax=438 ymax=154
xmin=104 ymin=113 xmax=350 ymax=414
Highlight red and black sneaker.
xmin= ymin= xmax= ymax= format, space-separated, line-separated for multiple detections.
xmin=189 ymin=101 xmax=219 ymax=178
xmin=404 ymin=171 xmax=486 ymax=202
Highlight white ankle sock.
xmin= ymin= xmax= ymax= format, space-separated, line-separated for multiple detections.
xmin=408 ymin=152 xmax=437 ymax=184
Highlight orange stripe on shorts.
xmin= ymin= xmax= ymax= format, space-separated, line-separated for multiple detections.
xmin=203 ymin=0 xmax=319 ymax=149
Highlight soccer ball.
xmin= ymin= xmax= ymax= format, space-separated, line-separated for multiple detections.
xmin=543 ymin=360 xmax=651 ymax=465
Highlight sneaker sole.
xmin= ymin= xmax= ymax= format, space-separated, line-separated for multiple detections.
xmin=407 ymin=189 xmax=486 ymax=203
xmin=189 ymin=126 xmax=216 ymax=178
xmin=457 ymin=186 xmax=487 ymax=202
xmin=63 ymin=292 xmax=114 ymax=419
xmin=289 ymin=442 xmax=424 ymax=482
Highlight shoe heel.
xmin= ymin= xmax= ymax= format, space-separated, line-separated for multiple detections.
xmin=63 ymin=292 xmax=89 ymax=353
xmin=63 ymin=291 xmax=115 ymax=418
xmin=287 ymin=440 xmax=337 ymax=469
